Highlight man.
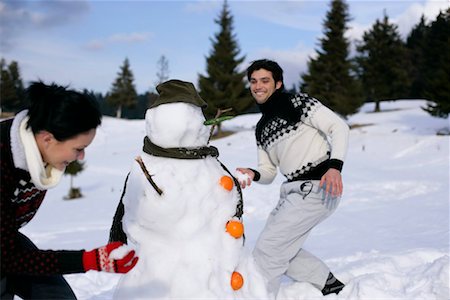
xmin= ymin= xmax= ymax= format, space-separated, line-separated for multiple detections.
xmin=237 ymin=59 xmax=349 ymax=296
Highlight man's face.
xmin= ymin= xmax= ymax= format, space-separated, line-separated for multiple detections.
xmin=249 ymin=69 xmax=282 ymax=104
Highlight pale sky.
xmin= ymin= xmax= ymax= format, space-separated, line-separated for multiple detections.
xmin=0 ymin=0 xmax=448 ymax=94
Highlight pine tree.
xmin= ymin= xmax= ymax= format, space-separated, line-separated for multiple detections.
xmin=422 ymin=8 xmax=450 ymax=117
xmin=155 ymin=55 xmax=170 ymax=86
xmin=355 ymin=13 xmax=411 ymax=112
xmin=300 ymin=0 xmax=362 ymax=117
xmin=406 ymin=16 xmax=428 ymax=99
xmin=64 ymin=160 xmax=84 ymax=199
xmin=107 ymin=58 xmax=138 ymax=118
xmin=0 ymin=58 xmax=25 ymax=113
xmin=198 ymin=0 xmax=253 ymax=133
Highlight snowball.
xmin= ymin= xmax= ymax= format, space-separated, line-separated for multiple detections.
xmin=234 ymin=170 xmax=250 ymax=185
xmin=109 ymin=244 xmax=134 ymax=260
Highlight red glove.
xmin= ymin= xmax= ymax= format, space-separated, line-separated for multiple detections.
xmin=83 ymin=242 xmax=138 ymax=273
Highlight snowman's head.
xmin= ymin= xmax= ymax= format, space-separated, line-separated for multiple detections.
xmin=145 ymin=102 xmax=210 ymax=148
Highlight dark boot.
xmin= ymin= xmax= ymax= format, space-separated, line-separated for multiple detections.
xmin=321 ymin=272 xmax=345 ymax=296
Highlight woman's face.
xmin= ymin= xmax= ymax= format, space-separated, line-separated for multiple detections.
xmin=40 ymin=129 xmax=97 ymax=171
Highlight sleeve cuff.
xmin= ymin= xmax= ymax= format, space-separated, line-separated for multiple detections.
xmin=249 ymin=168 xmax=261 ymax=181
xmin=329 ymin=159 xmax=344 ymax=172
xmin=58 ymin=250 xmax=85 ymax=274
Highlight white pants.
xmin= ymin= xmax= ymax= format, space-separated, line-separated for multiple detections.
xmin=253 ymin=180 xmax=340 ymax=295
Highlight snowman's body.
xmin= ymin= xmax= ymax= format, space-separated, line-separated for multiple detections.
xmin=113 ymin=103 xmax=269 ymax=299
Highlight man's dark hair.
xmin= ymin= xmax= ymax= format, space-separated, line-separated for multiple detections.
xmin=246 ymin=59 xmax=284 ymax=89
xmin=26 ymin=81 xmax=102 ymax=141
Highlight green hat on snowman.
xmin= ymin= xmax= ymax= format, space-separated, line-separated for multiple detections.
xmin=150 ymin=79 xmax=207 ymax=109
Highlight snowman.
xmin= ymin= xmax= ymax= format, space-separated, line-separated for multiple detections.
xmin=109 ymin=79 xmax=271 ymax=299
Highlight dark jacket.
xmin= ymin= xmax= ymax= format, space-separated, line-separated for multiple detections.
xmin=0 ymin=118 xmax=84 ymax=277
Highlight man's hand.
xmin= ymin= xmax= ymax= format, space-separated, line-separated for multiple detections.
xmin=320 ymin=168 xmax=343 ymax=197
xmin=83 ymin=242 xmax=138 ymax=273
xmin=235 ymin=168 xmax=255 ymax=189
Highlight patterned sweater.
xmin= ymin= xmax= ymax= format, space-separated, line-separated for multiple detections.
xmin=0 ymin=116 xmax=84 ymax=277
xmin=253 ymin=90 xmax=349 ymax=184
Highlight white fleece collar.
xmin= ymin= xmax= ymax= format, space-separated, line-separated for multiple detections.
xmin=10 ymin=110 xmax=28 ymax=171
xmin=11 ymin=110 xmax=63 ymax=190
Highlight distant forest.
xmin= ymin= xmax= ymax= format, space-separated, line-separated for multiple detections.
xmin=1 ymin=1 xmax=449 ymax=119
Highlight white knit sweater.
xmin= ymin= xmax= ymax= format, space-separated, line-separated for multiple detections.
xmin=255 ymin=92 xmax=349 ymax=184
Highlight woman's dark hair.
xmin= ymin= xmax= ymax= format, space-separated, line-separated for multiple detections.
xmin=26 ymin=81 xmax=102 ymax=141
xmin=246 ymin=59 xmax=284 ymax=90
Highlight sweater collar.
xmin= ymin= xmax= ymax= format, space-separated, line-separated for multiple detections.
xmin=11 ymin=110 xmax=28 ymax=171
xmin=257 ymin=89 xmax=300 ymax=123
xmin=258 ymin=89 xmax=286 ymax=115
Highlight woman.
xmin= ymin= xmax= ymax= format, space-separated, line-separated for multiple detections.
xmin=0 ymin=82 xmax=138 ymax=299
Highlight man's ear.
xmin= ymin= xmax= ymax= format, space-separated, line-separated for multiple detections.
xmin=275 ymin=81 xmax=282 ymax=90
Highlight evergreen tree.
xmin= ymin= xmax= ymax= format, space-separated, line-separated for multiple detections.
xmin=64 ymin=160 xmax=84 ymax=199
xmin=155 ymin=55 xmax=170 ymax=86
xmin=285 ymin=84 xmax=297 ymax=95
xmin=148 ymin=91 xmax=159 ymax=111
xmin=107 ymin=58 xmax=138 ymax=118
xmin=198 ymin=0 xmax=253 ymax=131
xmin=422 ymin=8 xmax=450 ymax=117
xmin=355 ymin=13 xmax=411 ymax=112
xmin=301 ymin=0 xmax=362 ymax=117
xmin=406 ymin=16 xmax=428 ymax=98
xmin=0 ymin=58 xmax=25 ymax=113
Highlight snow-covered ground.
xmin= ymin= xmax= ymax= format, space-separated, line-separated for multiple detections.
xmin=19 ymin=99 xmax=449 ymax=299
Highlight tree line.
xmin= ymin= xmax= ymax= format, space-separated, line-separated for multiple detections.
xmin=1 ymin=0 xmax=449 ymax=120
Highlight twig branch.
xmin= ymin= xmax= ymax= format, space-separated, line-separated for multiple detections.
xmin=135 ymin=156 xmax=163 ymax=196
xmin=208 ymin=107 xmax=233 ymax=144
